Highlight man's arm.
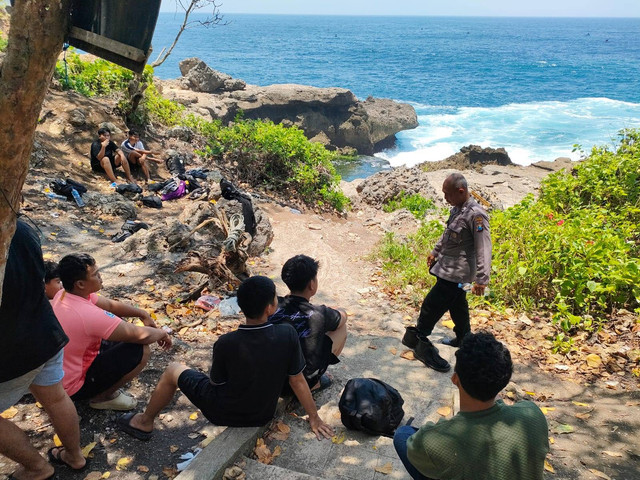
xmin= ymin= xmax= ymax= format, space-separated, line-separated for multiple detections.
xmin=289 ymin=373 xmax=334 ymax=440
xmin=95 ymin=296 xmax=157 ymax=328
xmin=107 ymin=320 xmax=171 ymax=348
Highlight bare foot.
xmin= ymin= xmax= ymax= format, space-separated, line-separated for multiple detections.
xmin=10 ymin=463 xmax=55 ymax=480
xmin=49 ymin=446 xmax=87 ymax=470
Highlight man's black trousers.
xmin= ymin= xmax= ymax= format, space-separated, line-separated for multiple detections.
xmin=416 ymin=277 xmax=470 ymax=341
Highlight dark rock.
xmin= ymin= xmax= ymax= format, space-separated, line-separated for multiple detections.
xmin=421 ymin=145 xmax=513 ymax=172
xmin=179 ymin=57 xmax=246 ymax=93
xmin=356 ymin=166 xmax=440 ymax=208
xmin=69 ymin=108 xmax=87 ymax=127
xmin=167 ymin=126 xmax=193 ymax=142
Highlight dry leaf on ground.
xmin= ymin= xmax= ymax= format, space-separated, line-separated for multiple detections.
xmin=84 ymin=472 xmax=103 ymax=480
xmin=375 ymin=462 xmax=393 ymax=474
xmin=254 ymin=438 xmax=273 ymax=464
xmin=400 ymin=350 xmax=415 ymax=361
xmin=389 ymin=347 xmax=397 ymax=355
xmin=544 ymin=460 xmax=555 ymax=473
xmin=589 ymin=469 xmax=612 ymax=480
xmin=116 ymin=457 xmax=132 ymax=470
xmin=53 ymin=434 xmax=62 ymax=447
xmin=81 ymin=441 xmax=97 ymax=458
xmin=332 ymin=431 xmax=346 ymax=444
xmin=1 ymin=407 xmax=18 ymax=419
xmin=137 ymin=466 xmax=150 ymax=472
xmin=437 ymin=406 xmax=452 ymax=417
xmin=586 ymin=354 xmax=602 ymax=368
xmin=189 ymin=412 xmax=199 ymax=420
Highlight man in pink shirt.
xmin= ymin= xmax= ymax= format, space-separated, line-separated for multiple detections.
xmin=53 ymin=254 xmax=172 ymax=411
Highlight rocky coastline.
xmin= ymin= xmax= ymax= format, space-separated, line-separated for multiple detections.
xmin=157 ymin=58 xmax=418 ymax=155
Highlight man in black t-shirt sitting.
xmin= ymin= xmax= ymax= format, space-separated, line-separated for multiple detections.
xmin=269 ymin=255 xmax=348 ymax=392
xmin=90 ymin=127 xmax=134 ymax=184
xmin=118 ymin=276 xmax=334 ymax=441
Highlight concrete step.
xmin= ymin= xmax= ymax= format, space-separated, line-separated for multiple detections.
xmin=241 ymin=457 xmax=327 ymax=480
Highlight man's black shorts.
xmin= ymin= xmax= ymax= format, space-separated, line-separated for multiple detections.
xmin=177 ymin=369 xmax=220 ymax=424
xmin=72 ymin=341 xmax=143 ymax=400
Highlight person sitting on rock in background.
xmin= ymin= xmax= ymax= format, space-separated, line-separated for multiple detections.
xmin=120 ymin=129 xmax=163 ymax=183
xmin=402 ymin=172 xmax=492 ymax=372
xmin=44 ymin=260 xmax=63 ymax=300
xmin=394 ymin=332 xmax=549 ymax=480
xmin=52 ymin=254 xmax=172 ymax=411
xmin=117 ymin=276 xmax=335 ymax=441
xmin=0 ymin=220 xmax=87 ymax=476
xmin=90 ymin=127 xmax=134 ymax=185
xmin=269 ymin=254 xmax=348 ymax=393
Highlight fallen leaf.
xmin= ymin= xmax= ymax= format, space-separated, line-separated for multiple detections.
xmin=540 ymin=407 xmax=556 ymax=415
xmin=170 ymin=445 xmax=179 ymax=453
xmin=586 ymin=354 xmax=602 ymax=368
xmin=389 ymin=347 xmax=397 ymax=355
xmin=1 ymin=407 xmax=18 ymax=419
xmin=272 ymin=445 xmax=282 ymax=458
xmin=166 ymin=304 xmax=176 ymax=315
xmin=544 ymin=460 xmax=555 ymax=473
xmin=179 ymin=327 xmax=190 ymax=335
xmin=375 ymin=462 xmax=393 ymax=475
xmin=549 ymin=437 xmax=555 ymax=444
xmin=441 ymin=319 xmax=455 ymax=329
xmin=524 ymin=391 xmax=536 ymax=396
xmin=81 ymin=442 xmax=97 ymax=458
xmin=84 ymin=472 xmax=103 ymax=480
xmin=137 ymin=466 xmax=150 ymax=473
xmin=35 ymin=402 xmax=43 ymax=409
xmin=53 ymin=434 xmax=63 ymax=447
xmin=162 ymin=466 xmax=179 ymax=478
xmin=109 ymin=438 xmax=117 ymax=444
xmin=254 ymin=438 xmax=272 ymax=464
xmin=368 ymin=345 xmax=378 ymax=350
xmin=101 ymin=473 xmax=110 ymax=479
xmin=189 ymin=412 xmax=199 ymax=420
xmin=437 ymin=406 xmax=452 ymax=417
xmin=589 ymin=469 xmax=611 ymax=480
xmin=277 ymin=421 xmax=291 ymax=433
xmin=552 ymin=423 xmax=574 ymax=434
xmin=332 ymin=431 xmax=346 ymax=444
xmin=572 ymin=401 xmax=590 ymax=407
xmin=200 ymin=436 xmax=214 ymax=448
xmin=400 ymin=350 xmax=415 ymax=361
xmin=575 ymin=412 xmax=591 ymax=420
xmin=116 ymin=457 xmax=132 ymax=471
xmin=601 ymin=450 xmax=623 ymax=458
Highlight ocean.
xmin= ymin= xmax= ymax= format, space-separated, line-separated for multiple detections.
xmin=151 ymin=14 xmax=640 ymax=177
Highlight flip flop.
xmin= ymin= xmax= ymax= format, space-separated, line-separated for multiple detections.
xmin=311 ymin=374 xmax=332 ymax=394
xmin=117 ymin=412 xmax=153 ymax=441
xmin=47 ymin=446 xmax=89 ymax=472
xmin=8 ymin=473 xmax=56 ymax=480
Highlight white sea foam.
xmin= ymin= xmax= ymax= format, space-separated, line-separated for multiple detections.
xmin=382 ymin=98 xmax=640 ymax=167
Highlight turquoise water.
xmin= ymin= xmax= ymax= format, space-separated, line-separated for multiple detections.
xmin=152 ymin=15 xmax=640 ymax=168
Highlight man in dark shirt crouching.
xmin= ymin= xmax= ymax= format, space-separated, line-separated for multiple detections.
xmin=118 ymin=276 xmax=334 ymax=441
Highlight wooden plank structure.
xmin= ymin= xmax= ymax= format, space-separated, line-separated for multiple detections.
xmin=67 ymin=0 xmax=161 ymax=73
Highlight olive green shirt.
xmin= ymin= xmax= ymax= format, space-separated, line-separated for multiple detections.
xmin=407 ymin=400 xmax=549 ymax=480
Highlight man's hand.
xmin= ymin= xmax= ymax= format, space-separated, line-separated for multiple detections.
xmin=101 ymin=139 xmax=110 ymax=147
xmin=140 ymin=311 xmax=157 ymax=329
xmin=156 ymin=330 xmax=173 ymax=350
xmin=472 ymin=284 xmax=487 ymax=296
xmin=427 ymin=254 xmax=436 ymax=268
xmin=308 ymin=414 xmax=334 ymax=440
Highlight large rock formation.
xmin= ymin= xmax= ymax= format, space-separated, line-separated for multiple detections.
xmin=161 ymin=58 xmax=418 ymax=155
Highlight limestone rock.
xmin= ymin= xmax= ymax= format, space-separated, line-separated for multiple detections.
xmin=356 ymin=166 xmax=440 ymax=208
xmin=68 ymin=108 xmax=87 ymax=127
xmin=84 ymin=192 xmax=137 ymax=219
xmin=167 ymin=126 xmax=193 ymax=142
xmin=179 ymin=57 xmax=246 ymax=93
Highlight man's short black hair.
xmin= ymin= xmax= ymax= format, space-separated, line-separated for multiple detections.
xmin=58 ymin=254 xmax=96 ymax=291
xmin=44 ymin=261 xmax=59 ymax=283
xmin=97 ymin=127 xmax=111 ymax=136
xmin=237 ymin=276 xmax=276 ymax=319
xmin=454 ymin=331 xmax=512 ymax=402
xmin=128 ymin=129 xmax=139 ymax=137
xmin=281 ymin=254 xmax=319 ymax=292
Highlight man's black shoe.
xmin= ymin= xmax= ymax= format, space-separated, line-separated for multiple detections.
xmin=414 ymin=338 xmax=451 ymax=372
xmin=402 ymin=326 xmax=419 ymax=349
xmin=440 ymin=337 xmax=460 ymax=348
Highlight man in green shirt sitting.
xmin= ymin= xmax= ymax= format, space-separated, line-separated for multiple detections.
xmin=394 ymin=331 xmax=549 ymax=480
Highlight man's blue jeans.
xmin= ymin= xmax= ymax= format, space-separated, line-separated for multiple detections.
xmin=393 ymin=426 xmax=433 ymax=480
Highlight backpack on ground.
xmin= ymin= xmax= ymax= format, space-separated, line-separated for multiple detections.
xmin=338 ymin=378 xmax=405 ymax=437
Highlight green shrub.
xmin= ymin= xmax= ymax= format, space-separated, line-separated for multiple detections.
xmin=0 ymin=33 xmax=7 ymax=52
xmin=193 ymin=117 xmax=349 ymax=211
xmin=383 ymin=192 xmax=436 ymax=218
xmin=55 ymin=49 xmax=148 ymax=97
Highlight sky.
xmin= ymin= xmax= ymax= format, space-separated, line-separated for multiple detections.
xmin=160 ymin=0 xmax=640 ymax=17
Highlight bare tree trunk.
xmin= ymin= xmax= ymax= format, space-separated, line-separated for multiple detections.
xmin=0 ymin=0 xmax=71 ymax=302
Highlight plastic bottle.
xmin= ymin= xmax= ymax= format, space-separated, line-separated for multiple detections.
xmin=71 ymin=188 xmax=85 ymax=207
xmin=45 ymin=192 xmax=67 ymax=201
xmin=218 ymin=297 xmax=241 ymax=316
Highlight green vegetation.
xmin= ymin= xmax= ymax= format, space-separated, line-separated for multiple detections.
xmin=187 ymin=115 xmax=349 ymax=211
xmin=53 ymin=54 xmax=349 ymax=210
xmin=383 ymin=192 xmax=436 ymax=218
xmin=55 ymin=50 xmax=149 ymax=97
xmin=377 ymin=129 xmax=640 ymax=343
